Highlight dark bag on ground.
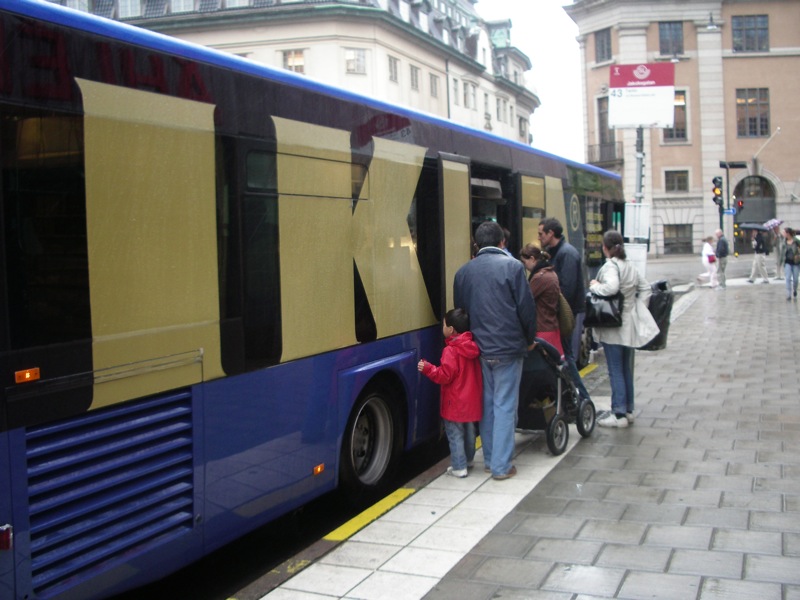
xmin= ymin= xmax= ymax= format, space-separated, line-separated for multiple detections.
xmin=584 ymin=291 xmax=623 ymax=328
xmin=639 ymin=279 xmax=674 ymax=351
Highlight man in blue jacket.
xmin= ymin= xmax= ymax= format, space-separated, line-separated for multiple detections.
xmin=454 ymin=221 xmax=537 ymax=480
xmin=538 ymin=218 xmax=592 ymax=403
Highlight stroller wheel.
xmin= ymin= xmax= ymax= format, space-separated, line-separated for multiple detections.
xmin=546 ymin=414 xmax=569 ymax=456
xmin=576 ymin=398 xmax=596 ymax=438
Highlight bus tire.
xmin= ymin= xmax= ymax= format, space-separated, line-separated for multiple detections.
xmin=339 ymin=386 xmax=402 ymax=501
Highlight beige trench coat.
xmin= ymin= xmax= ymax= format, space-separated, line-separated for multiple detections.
xmin=589 ymin=257 xmax=659 ymax=348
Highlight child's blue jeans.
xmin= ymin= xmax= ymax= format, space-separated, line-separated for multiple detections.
xmin=444 ymin=419 xmax=476 ymax=471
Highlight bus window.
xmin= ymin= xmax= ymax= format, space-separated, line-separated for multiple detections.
xmin=246 ymin=150 xmax=277 ymax=191
xmin=218 ymin=141 xmax=282 ymax=373
xmin=1 ymin=108 xmax=91 ymax=349
xmin=407 ymin=158 xmax=442 ymax=320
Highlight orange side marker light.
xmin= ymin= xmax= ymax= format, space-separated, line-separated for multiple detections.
xmin=313 ymin=464 xmax=325 ymax=476
xmin=15 ymin=368 xmax=40 ymax=384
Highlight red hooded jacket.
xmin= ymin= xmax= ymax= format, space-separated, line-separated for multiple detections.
xmin=421 ymin=331 xmax=482 ymax=423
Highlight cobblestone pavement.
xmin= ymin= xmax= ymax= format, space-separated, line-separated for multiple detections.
xmin=424 ymin=280 xmax=800 ymax=600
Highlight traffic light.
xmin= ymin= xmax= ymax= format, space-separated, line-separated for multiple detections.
xmin=737 ymin=197 xmax=744 ymax=211
xmin=712 ymin=176 xmax=723 ymax=207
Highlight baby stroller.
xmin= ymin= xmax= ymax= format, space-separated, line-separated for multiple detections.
xmin=517 ymin=338 xmax=595 ymax=455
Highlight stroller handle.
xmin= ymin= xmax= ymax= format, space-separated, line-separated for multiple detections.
xmin=533 ymin=337 xmax=563 ymax=364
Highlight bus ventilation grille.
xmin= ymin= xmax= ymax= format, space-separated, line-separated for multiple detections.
xmin=25 ymin=390 xmax=194 ymax=597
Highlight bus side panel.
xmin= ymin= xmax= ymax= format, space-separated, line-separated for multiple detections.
xmin=3 ymin=390 xmax=206 ymax=600
xmin=78 ymin=79 xmax=225 ymax=410
xmin=200 ymin=330 xmax=441 ymax=555
xmin=200 ymin=356 xmax=338 ymax=553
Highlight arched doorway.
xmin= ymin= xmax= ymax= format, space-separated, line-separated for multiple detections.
xmin=733 ymin=175 xmax=775 ymax=255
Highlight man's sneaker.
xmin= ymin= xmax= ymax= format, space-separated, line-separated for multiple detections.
xmin=597 ymin=413 xmax=629 ymax=428
xmin=446 ymin=466 xmax=468 ymax=478
xmin=626 ymin=412 xmax=635 ymax=424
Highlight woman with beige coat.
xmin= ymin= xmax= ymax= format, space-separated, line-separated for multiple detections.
xmin=589 ymin=230 xmax=659 ymax=428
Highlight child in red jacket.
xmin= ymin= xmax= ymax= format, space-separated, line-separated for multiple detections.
xmin=418 ymin=308 xmax=482 ymax=477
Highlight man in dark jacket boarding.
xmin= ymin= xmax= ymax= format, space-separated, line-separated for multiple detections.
xmin=453 ymin=221 xmax=537 ymax=480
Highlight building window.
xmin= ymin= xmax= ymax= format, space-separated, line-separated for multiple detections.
xmin=736 ymin=88 xmax=770 ymax=137
xmin=597 ymin=96 xmax=615 ymax=147
xmin=665 ymin=170 xmax=689 ymax=192
xmin=664 ymin=224 xmax=693 ymax=255
xmin=283 ymin=50 xmax=305 ymax=74
xmin=732 ymin=15 xmax=769 ymax=53
xmin=345 ymin=48 xmax=366 ymax=74
xmin=410 ymin=65 xmax=420 ymax=90
xmin=463 ymin=82 xmax=470 ymax=108
xmin=659 ymin=21 xmax=683 ymax=56
xmin=595 ymin=28 xmax=612 ymax=63
xmin=118 ymin=0 xmax=142 ymax=18
xmin=518 ymin=117 xmax=527 ymax=139
xmin=496 ymin=98 xmax=502 ymax=122
xmin=664 ymin=91 xmax=687 ymax=142
xmin=430 ymin=74 xmax=439 ymax=98
xmin=388 ymin=56 xmax=399 ymax=82
xmin=170 ymin=0 xmax=193 ymax=14
xmin=452 ymin=79 xmax=459 ymax=105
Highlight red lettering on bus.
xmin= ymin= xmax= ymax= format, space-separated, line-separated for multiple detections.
xmin=95 ymin=42 xmax=117 ymax=85
xmin=175 ymin=58 xmax=212 ymax=103
xmin=121 ymin=49 xmax=168 ymax=93
xmin=20 ymin=21 xmax=72 ymax=100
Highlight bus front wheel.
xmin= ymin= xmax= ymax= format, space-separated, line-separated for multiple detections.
xmin=339 ymin=388 xmax=402 ymax=500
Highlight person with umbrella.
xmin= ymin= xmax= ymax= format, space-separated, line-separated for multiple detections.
xmin=746 ymin=227 xmax=770 ymax=284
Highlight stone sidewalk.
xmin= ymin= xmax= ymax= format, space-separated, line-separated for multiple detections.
xmin=424 ymin=281 xmax=800 ymax=600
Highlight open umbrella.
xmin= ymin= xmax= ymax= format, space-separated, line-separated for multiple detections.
xmin=763 ymin=218 xmax=783 ymax=230
xmin=739 ymin=222 xmax=768 ymax=231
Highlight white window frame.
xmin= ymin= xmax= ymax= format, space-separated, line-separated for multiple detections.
xmin=388 ymin=56 xmax=399 ymax=83
xmin=410 ymin=65 xmax=420 ymax=91
xmin=345 ymin=48 xmax=367 ymax=75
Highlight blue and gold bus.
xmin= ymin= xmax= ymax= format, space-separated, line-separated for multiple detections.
xmin=0 ymin=1 xmax=624 ymax=597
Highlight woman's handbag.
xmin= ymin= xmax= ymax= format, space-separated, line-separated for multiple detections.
xmin=584 ymin=290 xmax=623 ymax=328
xmin=556 ymin=293 xmax=575 ymax=336
xmin=708 ymin=254 xmax=716 ymax=263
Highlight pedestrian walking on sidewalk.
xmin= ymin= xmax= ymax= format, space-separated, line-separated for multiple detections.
xmin=783 ymin=227 xmax=800 ymax=301
xmin=698 ymin=236 xmax=718 ymax=288
xmin=772 ymin=222 xmax=786 ymax=280
xmin=589 ymin=231 xmax=659 ymax=428
xmin=715 ymin=229 xmax=729 ymax=289
xmin=454 ymin=221 xmax=537 ymax=480
xmin=747 ymin=230 xmax=770 ymax=284
xmin=419 ymin=308 xmax=482 ymax=478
